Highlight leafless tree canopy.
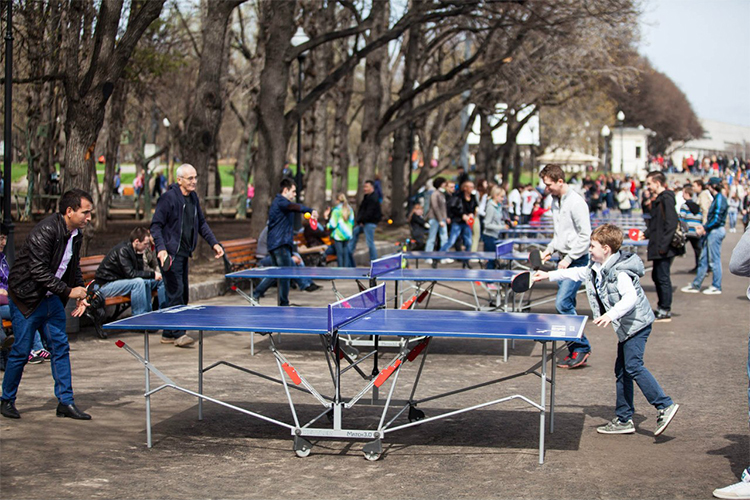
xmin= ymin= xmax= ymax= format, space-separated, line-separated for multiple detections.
xmin=2 ymin=0 xmax=694 ymax=248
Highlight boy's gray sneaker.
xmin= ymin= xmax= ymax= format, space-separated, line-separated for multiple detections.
xmin=654 ymin=403 xmax=679 ymax=436
xmin=596 ymin=418 xmax=635 ymax=434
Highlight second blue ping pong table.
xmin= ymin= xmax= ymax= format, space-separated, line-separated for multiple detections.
xmin=105 ymin=283 xmax=587 ymax=464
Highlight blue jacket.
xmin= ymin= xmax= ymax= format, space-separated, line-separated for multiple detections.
xmin=150 ymin=183 xmax=219 ymax=257
xmin=703 ymin=192 xmax=728 ymax=232
xmin=267 ymin=194 xmax=313 ymax=253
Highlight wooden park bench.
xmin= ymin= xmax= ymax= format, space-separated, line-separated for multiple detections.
xmin=80 ymin=254 xmax=159 ymax=340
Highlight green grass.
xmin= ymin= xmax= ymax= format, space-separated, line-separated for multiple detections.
xmin=9 ymin=162 xmax=554 ymax=192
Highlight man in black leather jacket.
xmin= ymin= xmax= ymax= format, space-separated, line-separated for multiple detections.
xmin=1 ymin=189 xmax=93 ymax=421
xmin=94 ymin=227 xmax=164 ymax=317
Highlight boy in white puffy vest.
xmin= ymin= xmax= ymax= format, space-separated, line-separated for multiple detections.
xmin=535 ymin=224 xmax=679 ymax=436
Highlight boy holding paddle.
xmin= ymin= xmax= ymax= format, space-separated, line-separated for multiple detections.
xmin=532 ymin=224 xmax=679 ymax=436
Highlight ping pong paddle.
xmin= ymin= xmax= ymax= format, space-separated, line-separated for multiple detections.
xmin=529 ymin=249 xmax=543 ymax=270
xmin=160 ymin=254 xmax=173 ymax=272
xmin=628 ymin=228 xmax=641 ymax=241
xmin=467 ymin=215 xmax=475 ymax=229
xmin=511 ymin=270 xmax=536 ymax=293
xmin=309 ymin=216 xmax=318 ymax=231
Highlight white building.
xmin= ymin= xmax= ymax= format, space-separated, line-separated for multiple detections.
xmin=610 ymin=126 xmax=652 ymax=176
xmin=669 ymin=119 xmax=750 ymax=167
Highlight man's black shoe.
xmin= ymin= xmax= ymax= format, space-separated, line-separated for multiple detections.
xmin=1 ymin=399 xmax=20 ymax=419
xmin=305 ymin=283 xmax=322 ymax=292
xmin=56 ymin=403 xmax=91 ymax=420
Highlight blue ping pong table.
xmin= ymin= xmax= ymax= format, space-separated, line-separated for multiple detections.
xmin=228 ymin=251 xmax=524 ymax=360
xmin=104 ymin=283 xmax=587 ymax=464
xmin=228 ymin=249 xmax=521 ymax=312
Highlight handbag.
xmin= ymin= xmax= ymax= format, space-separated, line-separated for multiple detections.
xmin=661 ymin=202 xmax=687 ymax=249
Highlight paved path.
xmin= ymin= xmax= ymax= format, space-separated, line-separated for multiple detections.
xmin=1 ymin=229 xmax=748 ymax=499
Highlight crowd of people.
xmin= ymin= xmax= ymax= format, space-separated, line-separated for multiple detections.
xmin=0 ymin=159 xmax=748 ymax=498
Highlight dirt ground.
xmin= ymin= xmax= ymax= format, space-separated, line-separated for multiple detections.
xmin=1 ymin=226 xmax=748 ymax=500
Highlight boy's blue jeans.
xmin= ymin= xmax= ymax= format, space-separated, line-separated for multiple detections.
xmin=2 ymin=297 xmax=75 ymax=405
xmin=615 ymin=324 xmax=673 ymax=423
xmin=556 ymin=254 xmax=591 ymax=354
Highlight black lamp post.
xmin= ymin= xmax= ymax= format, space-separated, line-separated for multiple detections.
xmin=3 ymin=0 xmax=15 ymax=265
xmin=291 ymin=27 xmax=309 ymax=229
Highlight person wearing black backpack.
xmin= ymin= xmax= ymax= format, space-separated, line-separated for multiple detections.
xmin=643 ymin=171 xmax=684 ymax=322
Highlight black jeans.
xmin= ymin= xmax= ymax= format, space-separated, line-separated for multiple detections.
xmin=162 ymin=254 xmax=190 ymax=339
xmin=651 ymin=257 xmax=673 ymax=312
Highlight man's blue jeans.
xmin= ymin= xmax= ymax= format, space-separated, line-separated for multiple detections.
xmin=270 ymin=246 xmax=294 ymax=306
xmin=2 ymin=297 xmax=75 ymax=405
xmin=349 ymin=223 xmax=378 ymax=261
xmin=440 ymin=222 xmax=472 ymax=251
xmin=100 ymin=278 xmax=162 ymax=316
xmin=693 ymin=227 xmax=725 ymax=290
xmin=556 ymin=254 xmax=591 ymax=354
xmin=425 ymin=219 xmax=448 ymax=252
xmin=615 ymin=325 xmax=673 ymax=422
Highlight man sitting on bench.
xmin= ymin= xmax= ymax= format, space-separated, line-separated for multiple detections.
xmin=94 ymin=227 xmax=164 ymax=317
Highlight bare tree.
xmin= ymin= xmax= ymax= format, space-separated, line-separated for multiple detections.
xmin=60 ymin=0 xmax=166 ymax=195
xmin=177 ymin=0 xmax=245 ymax=204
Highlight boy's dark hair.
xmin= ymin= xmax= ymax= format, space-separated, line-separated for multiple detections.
xmin=432 ymin=176 xmax=446 ymax=189
xmin=129 ymin=226 xmax=151 ymax=243
xmin=280 ymin=177 xmax=295 ymax=192
xmin=59 ymin=189 xmax=93 ymax=215
xmin=539 ymin=164 xmax=565 ymax=183
xmin=364 ymin=180 xmax=375 ymax=187
xmin=692 ymin=179 xmax=704 ymax=189
xmin=591 ymin=224 xmax=623 ymax=253
xmin=646 ymin=171 xmax=667 ymax=186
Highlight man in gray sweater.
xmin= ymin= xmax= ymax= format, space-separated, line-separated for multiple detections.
xmin=540 ymin=164 xmax=593 ymax=369
xmin=713 ymin=227 xmax=750 ymax=499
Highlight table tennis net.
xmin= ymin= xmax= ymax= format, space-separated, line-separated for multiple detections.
xmin=495 ymin=241 xmax=514 ymax=258
xmin=370 ymin=253 xmax=402 ymax=278
xmin=328 ymin=283 xmax=386 ymax=332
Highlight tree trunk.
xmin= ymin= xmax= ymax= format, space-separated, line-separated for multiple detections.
xmin=355 ymin=0 xmax=389 ymax=208
xmin=388 ymin=16 xmax=420 ymax=226
xmin=301 ymin=0 xmax=335 ymax=210
xmin=476 ymin=108 xmax=496 ymax=182
xmin=232 ymin=87 xmax=260 ymax=218
xmin=60 ymin=0 xmax=166 ymax=193
xmin=249 ymin=0 xmax=297 ymax=238
xmin=331 ymin=72 xmax=353 ymax=198
xmin=178 ymin=1 xmax=242 ymax=204
xmin=98 ymin=80 xmax=128 ymax=231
